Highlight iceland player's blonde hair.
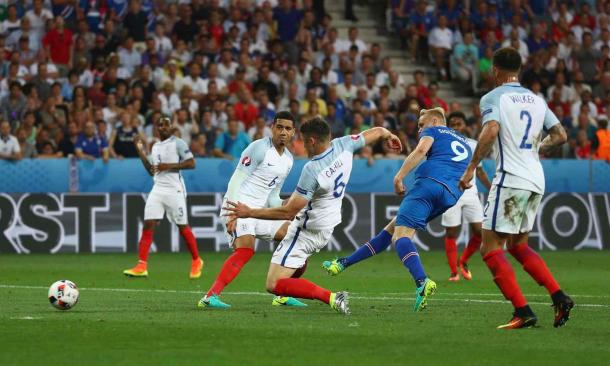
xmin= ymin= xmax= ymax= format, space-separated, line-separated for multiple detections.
xmin=419 ymin=107 xmax=446 ymax=125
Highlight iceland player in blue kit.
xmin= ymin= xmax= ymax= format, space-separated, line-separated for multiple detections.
xmin=323 ymin=107 xmax=472 ymax=311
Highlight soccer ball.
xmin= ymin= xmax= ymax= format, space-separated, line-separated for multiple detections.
xmin=48 ymin=280 xmax=80 ymax=310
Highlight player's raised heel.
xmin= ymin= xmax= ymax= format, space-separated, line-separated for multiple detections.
xmin=330 ymin=291 xmax=350 ymax=315
xmin=414 ymin=278 xmax=437 ymax=312
xmin=459 ymin=262 xmax=472 ymax=280
xmin=322 ymin=259 xmax=345 ymax=276
xmin=272 ymin=296 xmax=308 ymax=307
xmin=553 ymin=294 xmax=574 ymax=328
xmin=189 ymin=258 xmax=204 ymax=279
xmin=197 ymin=294 xmax=231 ymax=309
xmin=123 ymin=263 xmax=148 ymax=277
xmin=449 ymin=273 xmax=460 ymax=282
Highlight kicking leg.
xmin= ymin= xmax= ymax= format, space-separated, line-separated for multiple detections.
xmin=323 ymin=219 xmax=395 ymax=275
xmin=393 ymin=225 xmax=436 ymax=312
xmin=123 ymin=220 xmax=157 ymax=277
xmin=199 ymin=234 xmax=256 ymax=309
xmin=267 ymin=263 xmax=349 ymax=314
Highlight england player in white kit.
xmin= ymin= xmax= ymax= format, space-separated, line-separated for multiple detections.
xmin=123 ymin=117 xmax=204 ymax=279
xmin=198 ymin=112 xmax=304 ymax=309
xmin=460 ymin=47 xmax=573 ymax=329
xmin=442 ymin=111 xmax=491 ymax=282
xmin=225 ymin=118 xmax=401 ymax=314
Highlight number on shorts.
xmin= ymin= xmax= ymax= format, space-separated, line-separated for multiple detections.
xmin=178 ymin=207 xmax=184 ymax=217
xmin=333 ymin=173 xmax=346 ymax=198
xmin=275 ymin=243 xmax=284 ymax=253
xmin=519 ymin=110 xmax=533 ymax=149
xmin=450 ymin=141 xmax=469 ymax=161
xmin=268 ymin=176 xmax=278 ymax=187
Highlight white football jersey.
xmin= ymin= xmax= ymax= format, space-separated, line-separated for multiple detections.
xmin=149 ymin=136 xmax=194 ymax=194
xmin=294 ymin=134 xmax=365 ymax=231
xmin=480 ymin=82 xmax=560 ymax=194
xmin=226 ymin=137 xmax=293 ymax=208
xmin=463 ymin=137 xmax=479 ymax=196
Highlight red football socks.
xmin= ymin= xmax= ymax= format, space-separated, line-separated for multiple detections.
xmin=483 ymin=249 xmax=527 ymax=308
xmin=444 ymin=237 xmax=458 ymax=274
xmin=207 ymin=248 xmax=254 ymax=297
xmin=508 ymin=243 xmax=561 ymax=295
xmin=179 ymin=226 xmax=200 ymax=260
xmin=137 ymin=229 xmax=154 ymax=263
xmin=273 ymin=278 xmax=331 ymax=304
xmin=460 ymin=234 xmax=482 ymax=264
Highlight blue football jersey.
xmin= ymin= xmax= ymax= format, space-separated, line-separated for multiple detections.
xmin=414 ymin=126 xmax=472 ymax=197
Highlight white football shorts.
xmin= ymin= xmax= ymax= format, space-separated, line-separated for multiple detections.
xmin=144 ymin=190 xmax=188 ymax=225
xmin=271 ymin=220 xmax=333 ymax=269
xmin=482 ymin=185 xmax=542 ymax=234
xmin=441 ymin=191 xmax=484 ymax=227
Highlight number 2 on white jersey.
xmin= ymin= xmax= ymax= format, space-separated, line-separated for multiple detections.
xmin=450 ymin=141 xmax=469 ymax=161
xmin=519 ymin=110 xmax=533 ymax=149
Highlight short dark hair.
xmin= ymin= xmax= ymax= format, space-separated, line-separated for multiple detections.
xmin=492 ymin=47 xmax=522 ymax=72
xmin=447 ymin=111 xmax=467 ymax=123
xmin=274 ymin=111 xmax=295 ymax=125
xmin=300 ymin=117 xmax=330 ymax=140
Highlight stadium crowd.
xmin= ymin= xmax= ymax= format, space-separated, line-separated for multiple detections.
xmin=0 ymin=0 xmax=608 ymax=163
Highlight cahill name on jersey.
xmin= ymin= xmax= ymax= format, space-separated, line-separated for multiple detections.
xmin=150 ymin=136 xmax=193 ymax=194
xmin=227 ymin=137 xmax=293 ymax=207
xmin=294 ymin=135 xmax=366 ymax=231
xmin=480 ymin=82 xmax=560 ymax=194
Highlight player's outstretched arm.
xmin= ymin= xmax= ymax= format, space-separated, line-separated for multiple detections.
xmin=539 ymin=124 xmax=568 ymax=156
xmin=133 ymin=135 xmax=153 ymax=176
xmin=361 ymin=127 xmax=402 ymax=152
xmin=393 ymin=136 xmax=434 ymax=195
xmin=224 ymin=193 xmax=308 ymax=221
xmin=460 ymin=121 xmax=499 ymax=190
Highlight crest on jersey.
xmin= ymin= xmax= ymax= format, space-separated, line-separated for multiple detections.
xmin=241 ymin=156 xmax=251 ymax=166
xmin=350 ymin=135 xmax=360 ymax=140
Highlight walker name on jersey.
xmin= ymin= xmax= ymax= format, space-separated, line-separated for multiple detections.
xmin=509 ymin=95 xmax=536 ymax=104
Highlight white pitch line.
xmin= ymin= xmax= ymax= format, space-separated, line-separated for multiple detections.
xmin=1 ymin=284 xmax=608 ymax=308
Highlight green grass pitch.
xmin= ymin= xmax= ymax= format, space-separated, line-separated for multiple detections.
xmin=1 ymin=251 xmax=609 ymax=366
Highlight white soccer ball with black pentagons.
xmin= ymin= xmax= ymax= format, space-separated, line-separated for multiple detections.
xmin=48 ymin=280 xmax=79 ymax=310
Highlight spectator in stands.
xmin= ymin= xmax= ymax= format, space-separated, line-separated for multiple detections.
xmin=74 ymin=121 xmax=109 ymax=162
xmin=248 ymin=117 xmax=272 ymax=140
xmin=1 ymin=82 xmax=27 ymax=129
xmin=58 ymin=121 xmax=79 ymax=157
xmin=572 ymin=90 xmax=598 ymax=124
xmin=42 ymin=17 xmax=73 ymax=76
xmin=213 ymin=119 xmax=251 ymax=159
xmin=574 ymin=32 xmax=602 ymax=85
xmin=0 ymin=120 xmax=21 ymax=160
xmin=300 ymin=87 xmax=328 ymax=117
xmin=428 ymin=15 xmax=453 ymax=80
xmin=594 ymin=118 xmax=610 ymax=161
xmin=407 ymin=0 xmax=434 ymax=62
xmin=451 ymin=32 xmax=479 ymax=93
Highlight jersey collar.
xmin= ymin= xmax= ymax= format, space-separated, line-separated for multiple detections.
xmin=311 ymin=146 xmax=334 ymax=161
xmin=503 ymin=82 xmax=522 ymax=87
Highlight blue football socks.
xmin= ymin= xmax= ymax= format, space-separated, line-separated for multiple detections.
xmin=395 ymin=237 xmax=427 ymax=287
xmin=339 ymin=230 xmax=393 ymax=268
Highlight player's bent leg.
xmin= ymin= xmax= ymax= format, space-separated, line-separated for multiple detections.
xmin=506 ymin=233 xmax=574 ymax=328
xmin=444 ymin=226 xmax=460 ymax=281
xmin=177 ymin=224 xmax=204 ymax=279
xmin=324 ymin=218 xmax=396 ymax=276
xmin=481 ymin=229 xmax=536 ymax=329
xmin=393 ymin=226 xmax=436 ymax=312
xmin=273 ymin=221 xmax=290 ymax=242
xmin=459 ymin=222 xmax=483 ymax=280
xmin=123 ymin=219 xmax=157 ymax=277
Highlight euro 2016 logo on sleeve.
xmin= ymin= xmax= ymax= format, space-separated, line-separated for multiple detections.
xmin=241 ymin=156 xmax=251 ymax=166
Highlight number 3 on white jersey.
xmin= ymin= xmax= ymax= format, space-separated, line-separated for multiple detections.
xmin=451 ymin=141 xmax=469 ymax=161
